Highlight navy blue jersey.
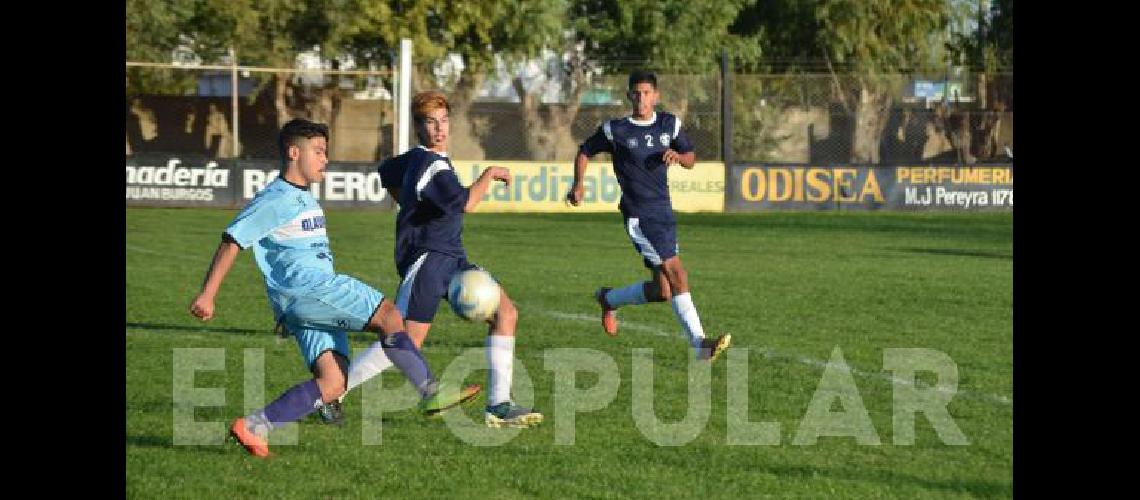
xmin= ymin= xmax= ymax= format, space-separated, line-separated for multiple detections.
xmin=579 ymin=112 xmax=693 ymax=220
xmin=386 ymin=146 xmax=470 ymax=276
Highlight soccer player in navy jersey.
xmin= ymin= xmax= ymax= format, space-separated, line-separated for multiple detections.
xmin=188 ymin=119 xmax=479 ymax=457
xmin=567 ymin=70 xmax=731 ymax=362
xmin=335 ymin=91 xmax=543 ymax=428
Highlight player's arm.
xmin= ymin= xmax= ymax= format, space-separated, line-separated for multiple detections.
xmin=568 ymin=125 xmax=611 ymax=206
xmin=662 ymin=149 xmax=696 ymax=169
xmin=191 ymin=194 xmax=279 ymax=321
xmin=465 ymin=166 xmax=511 ymax=212
xmin=418 ymin=161 xmax=508 ymax=214
xmin=568 ymin=151 xmax=589 ymax=206
xmin=663 ymin=122 xmax=697 ymax=169
xmin=189 ymin=235 xmax=242 ymax=321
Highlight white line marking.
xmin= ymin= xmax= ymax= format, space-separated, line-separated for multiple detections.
xmin=539 ymin=308 xmax=1012 ymax=406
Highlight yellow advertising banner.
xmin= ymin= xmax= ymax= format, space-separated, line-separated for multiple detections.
xmin=450 ymin=160 xmax=725 ymax=213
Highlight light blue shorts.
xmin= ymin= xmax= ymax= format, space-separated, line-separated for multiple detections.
xmin=273 ymin=274 xmax=386 ymax=369
xmin=291 ymin=327 xmax=352 ymax=371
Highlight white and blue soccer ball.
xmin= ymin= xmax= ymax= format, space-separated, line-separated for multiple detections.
xmin=447 ymin=269 xmax=501 ymax=322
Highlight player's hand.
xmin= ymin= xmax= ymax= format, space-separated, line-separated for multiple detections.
xmin=662 ymin=149 xmax=681 ymax=166
xmin=483 ymin=166 xmax=511 ymax=185
xmin=189 ymin=294 xmax=215 ymax=321
xmin=566 ymin=183 xmax=584 ymax=206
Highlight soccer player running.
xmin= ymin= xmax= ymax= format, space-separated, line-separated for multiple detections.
xmin=188 ymin=119 xmax=479 ymax=458
xmin=566 ymin=70 xmax=731 ymax=362
xmin=340 ymin=91 xmax=542 ymax=428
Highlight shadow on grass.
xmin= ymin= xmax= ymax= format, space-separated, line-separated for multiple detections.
xmin=126 ymin=322 xmax=487 ymax=348
xmin=892 ymin=247 xmax=1012 ymax=260
xmin=126 ymin=434 xmax=230 ymax=455
xmin=127 ymin=322 xmax=268 ymax=336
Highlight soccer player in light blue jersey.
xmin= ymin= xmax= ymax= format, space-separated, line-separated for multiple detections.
xmin=336 ymin=91 xmax=543 ymax=428
xmin=567 ymin=70 xmax=731 ymax=362
xmin=188 ymin=119 xmax=479 ymax=457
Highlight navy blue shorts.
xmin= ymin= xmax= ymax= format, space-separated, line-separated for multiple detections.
xmin=624 ymin=216 xmax=678 ymax=269
xmin=395 ymin=251 xmax=479 ymax=323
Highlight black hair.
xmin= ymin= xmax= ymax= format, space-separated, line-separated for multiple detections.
xmin=277 ymin=118 xmax=330 ymax=164
xmin=628 ymin=70 xmax=658 ymax=90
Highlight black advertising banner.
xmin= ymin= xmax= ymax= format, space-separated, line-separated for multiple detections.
xmin=126 ymin=155 xmax=395 ymax=210
xmin=726 ymin=164 xmax=1013 ymax=211
xmin=234 ymin=160 xmax=395 ymax=210
xmin=126 ymin=155 xmax=237 ymax=207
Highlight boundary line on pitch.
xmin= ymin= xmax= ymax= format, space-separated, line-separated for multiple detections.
xmin=541 ymin=310 xmax=1012 ymax=407
xmin=127 ymin=241 xmax=1011 ymax=407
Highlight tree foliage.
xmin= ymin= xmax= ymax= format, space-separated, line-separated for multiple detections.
xmin=126 ymin=0 xmax=199 ymax=95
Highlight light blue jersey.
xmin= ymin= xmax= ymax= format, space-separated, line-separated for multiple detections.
xmin=225 ymin=177 xmax=384 ymax=368
xmin=225 ymin=177 xmax=334 ymax=295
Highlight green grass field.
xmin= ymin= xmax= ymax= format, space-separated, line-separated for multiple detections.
xmin=126 ymin=207 xmax=1012 ymax=498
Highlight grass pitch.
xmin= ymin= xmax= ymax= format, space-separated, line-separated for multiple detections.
xmin=127 ymin=208 xmax=1012 ymax=498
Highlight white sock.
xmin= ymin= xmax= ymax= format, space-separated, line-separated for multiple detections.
xmin=342 ymin=341 xmax=394 ymax=401
xmin=486 ymin=335 xmax=515 ymax=406
xmin=670 ymin=292 xmax=706 ymax=347
xmin=605 ymin=282 xmax=648 ymax=308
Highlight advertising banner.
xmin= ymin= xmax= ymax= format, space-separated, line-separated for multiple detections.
xmin=126 ymin=155 xmax=237 ymax=207
xmin=127 ymin=155 xmax=394 ymax=209
xmin=449 ymin=160 xmax=725 ymax=213
xmin=726 ymin=164 xmax=1013 ymax=211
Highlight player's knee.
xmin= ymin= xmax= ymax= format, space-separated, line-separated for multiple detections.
xmin=383 ymin=308 xmax=404 ymax=328
xmin=372 ymin=299 xmax=405 ymax=333
xmin=495 ymin=297 xmax=518 ymax=326
xmin=664 ymin=263 xmax=687 ymax=288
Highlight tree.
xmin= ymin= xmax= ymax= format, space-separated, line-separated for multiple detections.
xmin=729 ymin=0 xmax=968 ymax=164
xmin=334 ymin=0 xmax=566 ymax=159
xmin=183 ymin=0 xmax=344 ymax=128
xmin=126 ymin=0 xmax=199 ymax=96
xmin=815 ymin=0 xmax=965 ymax=163
xmin=946 ymin=0 xmax=1013 ymax=160
xmin=727 ymin=0 xmax=830 ymax=162
xmin=948 ymin=0 xmax=1012 ymax=73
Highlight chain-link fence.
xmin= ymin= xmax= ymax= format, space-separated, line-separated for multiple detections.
xmin=126 ymin=64 xmax=396 ymax=162
xmin=733 ymin=70 xmax=1013 ymax=164
xmin=439 ymin=71 xmax=722 ymax=162
xmin=126 ymin=62 xmax=1011 ymax=165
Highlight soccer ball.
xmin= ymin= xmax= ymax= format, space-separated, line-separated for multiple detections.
xmin=447 ymin=269 xmax=501 ymax=322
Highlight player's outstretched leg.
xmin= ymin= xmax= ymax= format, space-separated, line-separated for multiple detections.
xmin=418 ymin=382 xmax=483 ymax=416
xmin=660 ymin=256 xmax=731 ymax=362
xmin=314 ymin=340 xmax=397 ymax=425
xmin=483 ymin=290 xmax=543 ymax=428
xmin=230 ymin=378 xmax=323 ymax=458
xmin=594 ymin=279 xmax=664 ymax=336
xmin=367 ymin=299 xmax=481 ymax=416
xmin=696 ymin=333 xmax=733 ymax=362
xmin=379 ymin=329 xmax=481 ymax=416
xmin=594 ymin=287 xmax=619 ymax=336
xmin=231 ymin=348 xmax=348 ymax=457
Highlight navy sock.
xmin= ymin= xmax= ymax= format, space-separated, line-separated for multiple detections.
xmin=381 ymin=332 xmax=436 ymax=397
xmin=262 ymin=379 xmax=323 ymax=427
